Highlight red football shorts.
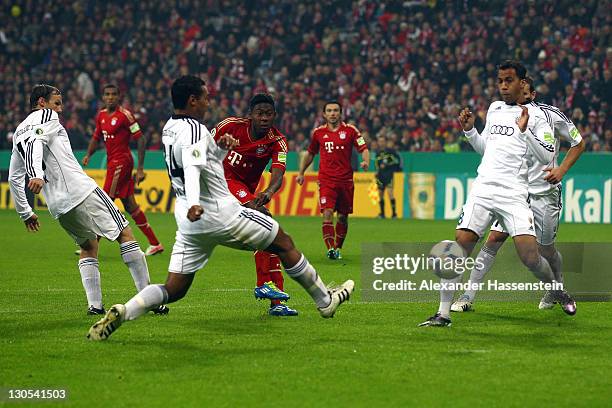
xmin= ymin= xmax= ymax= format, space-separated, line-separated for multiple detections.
xmin=318 ymin=182 xmax=354 ymax=214
xmin=104 ymin=162 xmax=134 ymax=199
xmin=226 ymin=179 xmax=256 ymax=204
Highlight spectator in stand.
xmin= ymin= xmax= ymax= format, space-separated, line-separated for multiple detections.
xmin=0 ymin=1 xmax=609 ymax=152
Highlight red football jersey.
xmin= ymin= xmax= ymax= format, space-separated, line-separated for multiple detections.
xmin=92 ymin=106 xmax=142 ymax=164
xmin=308 ymin=122 xmax=366 ymax=184
xmin=215 ymin=117 xmax=288 ymax=193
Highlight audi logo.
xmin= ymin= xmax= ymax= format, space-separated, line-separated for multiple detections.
xmin=490 ymin=125 xmax=515 ymax=136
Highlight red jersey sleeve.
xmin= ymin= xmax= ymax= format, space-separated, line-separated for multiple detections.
xmin=214 ymin=118 xmax=236 ymax=143
xmin=307 ymin=130 xmax=320 ymax=155
xmin=120 ymin=107 xmax=143 ymax=140
xmin=349 ymin=124 xmax=367 ymax=152
xmin=270 ymin=136 xmax=288 ymax=172
xmin=92 ymin=112 xmax=103 ymax=141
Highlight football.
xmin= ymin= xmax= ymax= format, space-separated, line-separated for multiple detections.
xmin=428 ymin=240 xmax=465 ymax=279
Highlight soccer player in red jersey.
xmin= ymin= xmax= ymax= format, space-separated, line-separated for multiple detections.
xmin=82 ymin=84 xmax=163 ymax=256
xmin=216 ymin=93 xmax=297 ymax=316
xmin=297 ymin=101 xmax=369 ymax=260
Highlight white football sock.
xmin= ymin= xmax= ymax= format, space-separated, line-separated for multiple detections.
xmin=78 ymin=257 xmax=103 ymax=309
xmin=546 ymin=250 xmax=563 ymax=283
xmin=529 ymin=256 xmax=555 ymax=283
xmin=284 ymin=254 xmax=331 ymax=308
xmin=464 ymin=245 xmax=498 ymax=301
xmin=438 ymin=275 xmax=462 ymax=318
xmin=124 ymin=284 xmax=168 ymax=321
xmin=120 ymin=241 xmax=150 ymax=291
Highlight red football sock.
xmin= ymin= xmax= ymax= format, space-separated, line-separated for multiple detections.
xmin=335 ymin=221 xmax=348 ymax=249
xmin=130 ymin=207 xmax=160 ymax=246
xmin=322 ymin=221 xmax=335 ymax=250
xmin=268 ymin=253 xmax=284 ymax=306
xmin=254 ymin=250 xmax=272 ymax=287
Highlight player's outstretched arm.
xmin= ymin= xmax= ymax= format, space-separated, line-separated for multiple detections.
xmin=8 ymin=151 xmax=35 ymax=221
xmin=135 ymin=136 xmax=146 ymax=184
xmin=545 ymin=139 xmax=585 ymax=184
xmin=82 ymin=137 xmax=99 ymax=167
xmin=459 ymin=107 xmax=487 ymax=154
xmin=297 ymin=152 xmax=315 ymax=185
xmin=360 ymin=149 xmax=370 ymax=171
xmin=255 ymin=167 xmax=284 ymax=207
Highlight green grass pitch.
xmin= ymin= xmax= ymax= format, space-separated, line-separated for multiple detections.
xmin=0 ymin=209 xmax=610 ymax=406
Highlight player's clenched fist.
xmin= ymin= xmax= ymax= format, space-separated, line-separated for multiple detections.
xmin=28 ymin=178 xmax=44 ymax=194
xmin=516 ymin=105 xmax=529 ymax=133
xmin=24 ymin=213 xmax=40 ymax=232
xmin=217 ymin=133 xmax=238 ymax=150
xmin=458 ymin=107 xmax=475 ymax=131
xmin=187 ymin=205 xmax=204 ymax=222
xmin=296 ymin=174 xmax=305 ymax=185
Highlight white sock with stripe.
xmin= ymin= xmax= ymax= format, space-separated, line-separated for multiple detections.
xmin=464 ymin=245 xmax=498 ymax=301
xmin=78 ymin=257 xmax=103 ymax=309
xmin=120 ymin=241 xmax=150 ymax=291
xmin=285 ymin=255 xmax=331 ymax=308
xmin=438 ymin=275 xmax=462 ymax=319
xmin=124 ymin=284 xmax=168 ymax=321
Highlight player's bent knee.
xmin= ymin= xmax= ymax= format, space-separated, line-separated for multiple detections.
xmin=117 ymin=226 xmax=136 ymax=243
xmin=164 ymin=273 xmax=194 ymax=303
xmin=322 ymin=209 xmax=334 ymax=221
xmin=488 ymin=231 xmax=509 ymax=245
xmin=538 ymin=243 xmax=556 ymax=259
xmin=337 ymin=214 xmax=348 ymax=224
xmin=266 ymin=229 xmax=295 ymax=254
xmin=518 ymin=250 xmax=541 ymax=270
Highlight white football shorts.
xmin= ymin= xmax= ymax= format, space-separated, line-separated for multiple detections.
xmin=58 ymin=187 xmax=128 ymax=245
xmin=456 ymin=191 xmax=536 ymax=239
xmin=491 ymin=185 xmax=562 ymax=245
xmin=168 ymin=206 xmax=279 ymax=274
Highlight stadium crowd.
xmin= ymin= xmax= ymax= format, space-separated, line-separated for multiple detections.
xmin=0 ymin=0 xmax=610 ymax=153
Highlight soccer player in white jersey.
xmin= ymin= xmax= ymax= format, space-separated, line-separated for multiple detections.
xmin=8 ymin=84 xmax=166 ymax=315
xmin=87 ymin=76 xmax=354 ymax=341
xmin=451 ymin=76 xmax=584 ymax=314
xmin=419 ymin=60 xmax=558 ymax=327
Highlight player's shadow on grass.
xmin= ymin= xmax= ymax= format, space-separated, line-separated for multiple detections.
xmin=472 ymin=310 xmax=579 ymax=327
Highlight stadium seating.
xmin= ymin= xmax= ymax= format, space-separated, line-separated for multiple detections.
xmin=0 ymin=0 xmax=609 ymax=152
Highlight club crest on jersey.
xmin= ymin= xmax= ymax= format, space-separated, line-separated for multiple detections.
xmin=237 ymin=190 xmax=247 ymax=198
xmin=35 ymin=128 xmax=43 ymax=135
xmin=111 ymin=118 xmax=117 ymax=126
xmin=256 ymin=145 xmax=266 ymax=155
xmin=339 ymin=131 xmax=346 ymax=139
xmin=192 ymin=149 xmax=201 ymax=158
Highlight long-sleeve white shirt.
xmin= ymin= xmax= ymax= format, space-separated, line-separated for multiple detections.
xmin=464 ymin=101 xmax=555 ymax=200
xmin=527 ymin=102 xmax=583 ymax=195
xmin=161 ymin=114 xmax=238 ymax=234
xmin=9 ymin=109 xmax=97 ymax=219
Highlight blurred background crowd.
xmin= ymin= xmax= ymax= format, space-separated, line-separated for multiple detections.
xmin=0 ymin=0 xmax=610 ymax=153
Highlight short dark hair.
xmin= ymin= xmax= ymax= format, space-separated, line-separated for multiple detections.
xmin=29 ymin=84 xmax=61 ymax=109
xmin=171 ymin=76 xmax=206 ymax=109
xmin=323 ymin=100 xmax=342 ymax=112
xmin=102 ymin=83 xmax=119 ymax=93
xmin=497 ymin=60 xmax=527 ymax=79
xmin=525 ymin=76 xmax=535 ymax=93
xmin=249 ymin=93 xmax=275 ymax=112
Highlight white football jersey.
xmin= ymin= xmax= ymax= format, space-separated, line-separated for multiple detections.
xmin=527 ymin=102 xmax=583 ymax=195
xmin=162 ymin=114 xmax=239 ymax=234
xmin=9 ymin=109 xmax=97 ymax=219
xmin=464 ymin=101 xmax=555 ymax=201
